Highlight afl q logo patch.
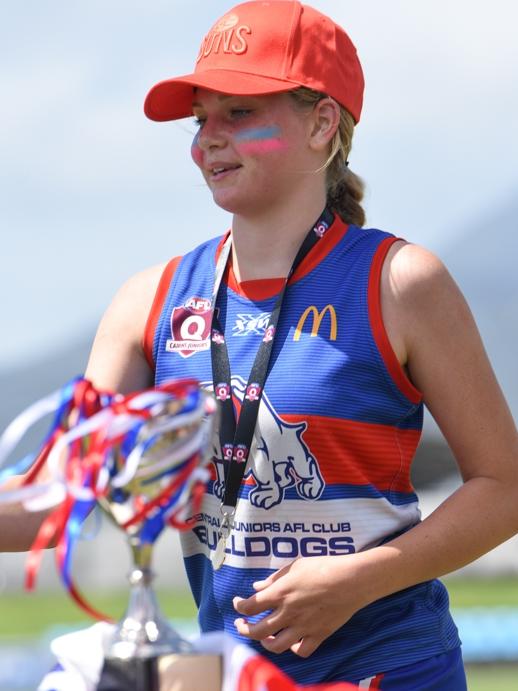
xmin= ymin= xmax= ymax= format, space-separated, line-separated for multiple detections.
xmin=215 ymin=382 xmax=231 ymax=401
xmin=263 ymin=324 xmax=275 ymax=342
xmin=166 ymin=295 xmax=212 ymax=358
xmin=233 ymin=444 xmax=249 ymax=463
xmin=313 ymin=221 xmax=329 ymax=238
xmin=245 ymin=382 xmax=262 ymax=402
xmin=211 ymin=329 xmax=225 ymax=345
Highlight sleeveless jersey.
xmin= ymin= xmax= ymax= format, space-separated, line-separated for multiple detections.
xmin=146 ymin=214 xmax=461 ymax=683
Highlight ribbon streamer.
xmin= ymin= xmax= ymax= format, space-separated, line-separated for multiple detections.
xmin=0 ymin=376 xmax=215 ymax=621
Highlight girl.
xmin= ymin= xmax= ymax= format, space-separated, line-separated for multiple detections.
xmin=6 ymin=1 xmax=518 ymax=688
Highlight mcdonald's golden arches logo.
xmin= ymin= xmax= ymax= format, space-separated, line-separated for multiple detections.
xmin=293 ymin=305 xmax=337 ymax=341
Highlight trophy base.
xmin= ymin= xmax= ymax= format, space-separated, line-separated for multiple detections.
xmin=97 ymin=653 xmax=222 ymax=691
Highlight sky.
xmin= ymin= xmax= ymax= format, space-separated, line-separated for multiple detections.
xmin=1 ymin=0 xmax=517 ymax=369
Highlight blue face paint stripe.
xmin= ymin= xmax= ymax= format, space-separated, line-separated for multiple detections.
xmin=234 ymin=126 xmax=282 ymax=142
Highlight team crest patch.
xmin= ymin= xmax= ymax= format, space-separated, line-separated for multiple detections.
xmin=166 ymin=296 xmax=212 ymax=358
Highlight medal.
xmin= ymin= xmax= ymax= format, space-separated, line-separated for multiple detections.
xmin=211 ymin=506 xmax=234 ymax=571
xmin=211 ymin=535 xmax=228 ymax=570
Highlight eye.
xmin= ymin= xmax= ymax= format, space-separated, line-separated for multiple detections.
xmin=192 ymin=115 xmax=206 ymax=129
xmin=230 ymin=108 xmax=252 ymax=119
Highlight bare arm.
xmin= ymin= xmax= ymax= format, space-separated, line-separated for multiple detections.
xmin=85 ymin=263 xmax=165 ymax=392
xmin=0 ymin=263 xmax=165 ymax=551
xmin=234 ymin=242 xmax=518 ymax=656
xmin=353 ymin=242 xmax=518 ymax=597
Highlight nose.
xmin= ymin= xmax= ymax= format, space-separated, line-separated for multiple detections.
xmin=197 ymin=117 xmax=227 ymax=152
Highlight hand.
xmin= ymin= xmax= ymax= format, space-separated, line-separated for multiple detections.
xmin=233 ymin=555 xmax=365 ymax=658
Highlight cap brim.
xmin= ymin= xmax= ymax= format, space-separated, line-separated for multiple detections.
xmin=144 ymin=70 xmax=302 ymax=122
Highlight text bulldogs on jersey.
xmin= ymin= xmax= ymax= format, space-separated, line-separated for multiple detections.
xmin=193 ymin=524 xmax=356 ymax=559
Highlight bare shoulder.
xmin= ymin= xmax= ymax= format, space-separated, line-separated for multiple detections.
xmin=380 ymin=241 xmax=469 ymax=365
xmin=95 ymin=262 xmax=168 ymax=346
xmin=111 ymin=262 xmax=169 ymax=323
xmin=85 ymin=262 xmax=168 ymax=393
xmin=383 ymin=241 xmax=454 ymax=299
xmin=381 ymin=240 xmax=517 ymax=481
xmin=112 ymin=262 xmax=167 ymax=313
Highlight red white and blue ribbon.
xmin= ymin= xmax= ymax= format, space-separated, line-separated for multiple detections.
xmin=0 ymin=376 xmax=216 ymax=621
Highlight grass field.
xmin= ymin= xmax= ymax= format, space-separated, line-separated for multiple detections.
xmin=0 ymin=587 xmax=197 ymax=637
xmin=2 ymin=575 xmax=517 ymax=637
xmin=465 ymin=664 xmax=518 ymax=690
xmin=444 ymin=575 xmax=518 ymax=608
xmin=1 ymin=576 xmax=517 ymax=689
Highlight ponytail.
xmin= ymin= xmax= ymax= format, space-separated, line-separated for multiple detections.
xmin=289 ymin=87 xmax=366 ymax=227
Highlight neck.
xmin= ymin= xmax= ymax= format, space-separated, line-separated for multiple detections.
xmin=230 ymin=193 xmax=327 ymax=282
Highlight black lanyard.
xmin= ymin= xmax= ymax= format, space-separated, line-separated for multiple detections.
xmin=210 ymin=206 xmax=334 ymax=569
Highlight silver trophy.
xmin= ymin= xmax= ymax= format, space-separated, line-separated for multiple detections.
xmin=94 ymin=383 xmax=222 ymax=690
xmin=0 ymin=378 xmax=222 ymax=690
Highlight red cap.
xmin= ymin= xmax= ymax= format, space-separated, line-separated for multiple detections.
xmin=144 ymin=1 xmax=364 ymax=123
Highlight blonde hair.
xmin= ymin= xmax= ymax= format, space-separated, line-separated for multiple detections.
xmin=289 ymin=87 xmax=366 ymax=227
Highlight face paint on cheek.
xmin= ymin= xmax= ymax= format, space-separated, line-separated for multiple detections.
xmin=234 ymin=126 xmax=288 ymax=156
xmin=191 ymin=131 xmax=203 ymax=167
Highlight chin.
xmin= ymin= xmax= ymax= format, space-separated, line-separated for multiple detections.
xmin=211 ymin=188 xmax=280 ymax=218
xmin=211 ymin=193 xmax=260 ymax=217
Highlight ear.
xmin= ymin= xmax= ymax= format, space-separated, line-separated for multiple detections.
xmin=308 ymin=98 xmax=341 ymax=153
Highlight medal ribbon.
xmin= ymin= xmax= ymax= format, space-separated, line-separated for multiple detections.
xmin=210 ymin=208 xmax=334 ymax=564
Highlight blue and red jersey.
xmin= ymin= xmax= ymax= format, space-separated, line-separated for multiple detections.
xmin=143 ymin=213 xmax=461 ymax=683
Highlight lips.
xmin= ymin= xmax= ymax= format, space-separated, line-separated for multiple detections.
xmin=207 ymin=162 xmax=242 ymax=181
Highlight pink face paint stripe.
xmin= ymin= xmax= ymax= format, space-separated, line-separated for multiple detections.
xmin=237 ymin=140 xmax=288 ymax=154
xmin=191 ymin=130 xmax=203 ymax=166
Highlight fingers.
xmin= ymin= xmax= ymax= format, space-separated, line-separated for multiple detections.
xmin=232 ymin=559 xmax=326 ymax=657
xmin=252 ymin=563 xmax=289 ymax=589
xmin=233 ymin=591 xmax=277 ymax=617
xmin=260 ymin=628 xmax=299 ymax=655
xmin=290 ymin=636 xmax=319 ymax=658
xmin=252 ymin=577 xmax=272 ymax=591
xmin=234 ymin=608 xmax=323 ymax=657
xmin=234 ymin=563 xmax=295 ymax=615
xmin=256 ymin=628 xmax=320 ymax=657
xmin=234 ymin=611 xmax=284 ymax=640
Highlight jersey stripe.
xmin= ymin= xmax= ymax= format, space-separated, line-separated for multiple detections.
xmin=142 ymin=256 xmax=182 ymax=368
xmin=368 ymin=238 xmax=422 ymax=404
xmin=208 ymin=481 xmax=417 ymax=505
xmin=369 ymin=673 xmax=385 ymax=689
xmin=281 ymin=414 xmax=420 ymax=493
